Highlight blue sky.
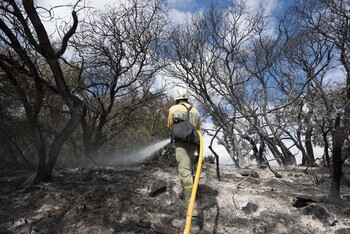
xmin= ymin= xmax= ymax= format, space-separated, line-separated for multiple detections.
xmin=166 ymin=0 xmax=294 ymax=11
xmin=164 ymin=0 xmax=296 ymax=25
xmin=167 ymin=0 xmax=231 ymax=11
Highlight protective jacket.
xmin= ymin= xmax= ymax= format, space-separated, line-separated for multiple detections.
xmin=167 ymin=101 xmax=201 ymax=131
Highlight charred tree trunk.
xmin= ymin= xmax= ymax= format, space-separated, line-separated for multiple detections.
xmin=278 ymin=140 xmax=297 ymax=166
xmin=329 ymin=113 xmax=344 ymax=200
xmin=81 ymin=105 xmax=108 ymax=161
xmin=297 ymin=129 xmax=308 ymax=166
xmin=32 ymin=124 xmax=50 ymax=183
xmin=265 ymin=139 xmax=283 ymax=166
xmin=321 ymin=123 xmax=331 ymax=168
xmin=243 ymin=135 xmax=261 ymax=166
xmin=266 ymin=136 xmax=296 ymax=166
xmin=305 ymin=117 xmax=315 ymax=167
xmin=257 ymin=135 xmax=266 ymax=167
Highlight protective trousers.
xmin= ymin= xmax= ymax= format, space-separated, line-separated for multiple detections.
xmin=175 ymin=141 xmax=198 ymax=217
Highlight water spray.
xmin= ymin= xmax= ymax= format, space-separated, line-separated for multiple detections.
xmin=111 ymin=139 xmax=171 ymax=166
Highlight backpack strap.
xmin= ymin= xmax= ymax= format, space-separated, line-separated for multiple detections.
xmin=181 ymin=103 xmax=192 ymax=121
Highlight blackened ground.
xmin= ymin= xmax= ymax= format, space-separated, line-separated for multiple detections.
xmin=1 ymin=164 xmax=350 ymax=233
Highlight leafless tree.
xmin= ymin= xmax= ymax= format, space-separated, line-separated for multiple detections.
xmin=274 ymin=18 xmax=335 ymax=167
xmin=71 ymin=0 xmax=168 ymax=160
xmin=292 ymin=0 xmax=350 ymax=201
xmin=163 ymin=1 xmax=300 ymax=167
xmin=0 ymin=0 xmax=84 ymax=182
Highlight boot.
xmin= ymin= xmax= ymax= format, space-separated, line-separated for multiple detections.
xmin=171 ymin=217 xmax=200 ymax=233
xmin=190 ymin=216 xmax=200 ymax=233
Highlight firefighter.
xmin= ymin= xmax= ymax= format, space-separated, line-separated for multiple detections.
xmin=167 ymin=87 xmax=201 ymax=233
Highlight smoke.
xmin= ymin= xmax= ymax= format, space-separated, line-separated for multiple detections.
xmin=108 ymin=139 xmax=171 ymax=166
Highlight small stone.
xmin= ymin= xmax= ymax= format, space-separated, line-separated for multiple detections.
xmin=302 ymin=204 xmax=331 ymax=223
xmin=149 ymin=180 xmax=167 ymax=197
xmin=242 ymin=202 xmax=258 ymax=214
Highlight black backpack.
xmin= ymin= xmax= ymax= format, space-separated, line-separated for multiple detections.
xmin=171 ymin=104 xmax=200 ymax=146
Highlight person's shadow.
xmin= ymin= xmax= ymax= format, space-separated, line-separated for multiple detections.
xmin=197 ymin=184 xmax=219 ymax=232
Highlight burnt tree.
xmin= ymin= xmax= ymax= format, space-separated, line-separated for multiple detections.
xmin=0 ymin=0 xmax=83 ymax=182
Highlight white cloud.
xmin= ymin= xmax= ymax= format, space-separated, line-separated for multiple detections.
xmin=202 ymin=122 xmax=233 ymax=165
xmin=168 ymin=8 xmax=193 ymax=24
xmin=203 ymin=132 xmax=233 ymax=165
xmin=36 ymin=0 xmax=115 ymax=10
xmin=239 ymin=0 xmax=280 ymax=15
xmin=325 ymin=67 xmax=346 ymax=85
xmin=236 ymin=0 xmax=280 ymax=37
xmin=86 ymin=0 xmax=116 ymax=10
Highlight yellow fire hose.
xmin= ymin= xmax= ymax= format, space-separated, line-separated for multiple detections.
xmin=184 ymin=130 xmax=203 ymax=234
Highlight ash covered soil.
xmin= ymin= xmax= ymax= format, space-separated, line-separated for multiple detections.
xmin=1 ymin=164 xmax=350 ymax=234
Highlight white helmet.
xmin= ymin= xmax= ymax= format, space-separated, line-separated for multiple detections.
xmin=174 ymin=87 xmax=189 ymax=101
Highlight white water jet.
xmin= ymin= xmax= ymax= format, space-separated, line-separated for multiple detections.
xmin=111 ymin=139 xmax=170 ymax=165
